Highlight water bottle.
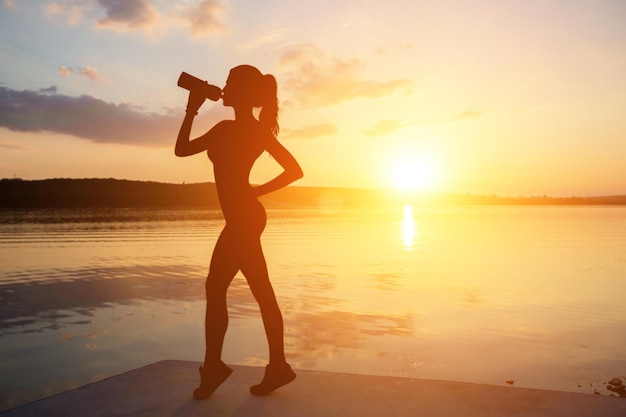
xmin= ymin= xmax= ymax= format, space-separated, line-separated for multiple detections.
xmin=177 ymin=72 xmax=222 ymax=101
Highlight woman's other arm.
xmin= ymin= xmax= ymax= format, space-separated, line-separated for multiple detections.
xmin=253 ymin=136 xmax=303 ymax=197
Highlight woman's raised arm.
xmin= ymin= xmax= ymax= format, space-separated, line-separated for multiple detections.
xmin=175 ymin=93 xmax=216 ymax=157
xmin=175 ymin=111 xmax=215 ymax=157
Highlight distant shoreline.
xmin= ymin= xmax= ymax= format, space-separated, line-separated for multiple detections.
xmin=1 ymin=178 xmax=625 ymax=209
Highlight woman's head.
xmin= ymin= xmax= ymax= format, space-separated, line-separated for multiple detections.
xmin=223 ymin=65 xmax=279 ymax=137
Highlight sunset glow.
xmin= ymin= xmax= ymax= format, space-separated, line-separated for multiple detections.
xmin=389 ymin=154 xmax=439 ymax=191
xmin=1 ymin=1 xmax=625 ymax=196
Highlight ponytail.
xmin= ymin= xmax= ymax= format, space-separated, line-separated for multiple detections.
xmin=259 ymin=74 xmax=279 ymax=138
xmin=228 ymin=65 xmax=279 ymax=138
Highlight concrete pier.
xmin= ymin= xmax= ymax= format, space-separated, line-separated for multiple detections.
xmin=2 ymin=360 xmax=624 ymax=417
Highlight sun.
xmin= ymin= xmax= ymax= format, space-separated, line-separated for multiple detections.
xmin=389 ymin=154 xmax=440 ymax=191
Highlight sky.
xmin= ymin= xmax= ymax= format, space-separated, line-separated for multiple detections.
xmin=1 ymin=0 xmax=625 ymax=197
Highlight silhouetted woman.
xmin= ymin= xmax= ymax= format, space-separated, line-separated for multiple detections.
xmin=175 ymin=65 xmax=302 ymax=398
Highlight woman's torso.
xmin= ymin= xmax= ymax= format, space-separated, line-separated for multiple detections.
xmin=207 ymin=120 xmax=268 ymax=227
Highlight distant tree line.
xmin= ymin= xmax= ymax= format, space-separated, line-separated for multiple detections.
xmin=1 ymin=178 xmax=624 ymax=209
xmin=0 ymin=178 xmax=396 ymax=209
xmin=0 ymin=178 xmax=220 ymax=209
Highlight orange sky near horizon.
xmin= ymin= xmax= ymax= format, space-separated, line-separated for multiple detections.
xmin=1 ymin=1 xmax=625 ymax=197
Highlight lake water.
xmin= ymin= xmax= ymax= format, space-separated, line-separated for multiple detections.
xmin=1 ymin=205 xmax=625 ymax=409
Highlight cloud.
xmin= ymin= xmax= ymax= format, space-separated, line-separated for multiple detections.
xmin=42 ymin=1 xmax=85 ymax=25
xmin=42 ymin=0 xmax=157 ymax=32
xmin=363 ymin=119 xmax=413 ymax=137
xmin=39 ymin=86 xmax=58 ymax=94
xmin=58 ymin=66 xmax=106 ymax=83
xmin=240 ymin=27 xmax=285 ymax=49
xmin=42 ymin=0 xmax=228 ymax=37
xmin=79 ymin=66 xmax=105 ymax=82
xmin=277 ymin=43 xmax=413 ymax=107
xmin=0 ymin=86 xmax=182 ymax=147
xmin=451 ymin=110 xmax=484 ymax=121
xmin=0 ymin=141 xmax=23 ymax=150
xmin=374 ymin=42 xmax=414 ymax=55
xmin=281 ymin=123 xmax=338 ymax=140
xmin=184 ymin=0 xmax=227 ymax=36
xmin=96 ymin=0 xmax=158 ymax=30
xmin=58 ymin=66 xmax=73 ymax=78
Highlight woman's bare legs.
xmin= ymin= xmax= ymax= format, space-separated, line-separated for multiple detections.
xmin=239 ymin=235 xmax=296 ymax=395
xmin=197 ymin=222 xmax=294 ymax=398
xmin=203 ymin=225 xmax=286 ymax=366
xmin=204 ymin=227 xmax=239 ymax=368
xmin=239 ymin=237 xmax=287 ymax=366
xmin=193 ymin=227 xmax=238 ymax=400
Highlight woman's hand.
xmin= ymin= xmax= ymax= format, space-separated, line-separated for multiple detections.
xmin=186 ymin=90 xmax=206 ymax=114
xmin=253 ymin=136 xmax=303 ymax=197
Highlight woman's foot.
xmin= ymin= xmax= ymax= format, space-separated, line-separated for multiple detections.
xmin=250 ymin=363 xmax=296 ymax=396
xmin=193 ymin=362 xmax=233 ymax=400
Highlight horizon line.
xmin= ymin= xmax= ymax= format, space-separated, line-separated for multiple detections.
xmin=1 ymin=176 xmax=625 ymax=200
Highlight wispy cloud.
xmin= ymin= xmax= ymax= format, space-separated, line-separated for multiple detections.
xmin=0 ymin=86 xmax=183 ymax=147
xmin=277 ymin=43 xmax=413 ymax=107
xmin=451 ymin=110 xmax=484 ymax=122
xmin=58 ymin=66 xmax=106 ymax=83
xmin=0 ymin=141 xmax=23 ymax=150
xmin=240 ymin=27 xmax=285 ymax=49
xmin=363 ymin=119 xmax=413 ymax=137
xmin=182 ymin=0 xmax=227 ymax=36
xmin=96 ymin=0 xmax=158 ymax=31
xmin=39 ymin=86 xmax=58 ymax=94
xmin=42 ymin=0 xmax=85 ymax=25
xmin=58 ymin=66 xmax=73 ymax=78
xmin=79 ymin=67 xmax=103 ymax=82
xmin=281 ymin=123 xmax=337 ymax=140
xmin=42 ymin=0 xmax=158 ymax=32
xmin=3 ymin=0 xmax=16 ymax=10
xmin=40 ymin=0 xmax=228 ymax=38
xmin=374 ymin=41 xmax=414 ymax=55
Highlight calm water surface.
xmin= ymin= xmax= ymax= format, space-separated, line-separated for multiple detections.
xmin=1 ymin=205 xmax=625 ymax=409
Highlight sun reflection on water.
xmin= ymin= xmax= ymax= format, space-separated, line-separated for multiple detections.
xmin=401 ymin=204 xmax=417 ymax=251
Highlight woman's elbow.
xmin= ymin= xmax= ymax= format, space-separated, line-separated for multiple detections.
xmin=293 ymin=165 xmax=304 ymax=181
xmin=175 ymin=145 xmax=191 ymax=157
